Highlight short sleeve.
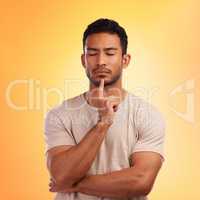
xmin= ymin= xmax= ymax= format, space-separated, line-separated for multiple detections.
xmin=44 ymin=110 xmax=76 ymax=154
xmin=133 ymin=101 xmax=166 ymax=162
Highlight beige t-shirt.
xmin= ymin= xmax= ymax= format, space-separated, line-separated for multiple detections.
xmin=44 ymin=92 xmax=165 ymax=200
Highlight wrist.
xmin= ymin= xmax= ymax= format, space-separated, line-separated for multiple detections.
xmin=97 ymin=119 xmax=111 ymax=130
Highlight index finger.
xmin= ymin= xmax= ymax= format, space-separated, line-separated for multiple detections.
xmin=99 ymin=79 xmax=104 ymax=97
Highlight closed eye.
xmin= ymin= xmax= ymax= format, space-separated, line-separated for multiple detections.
xmin=106 ymin=53 xmax=115 ymax=56
xmin=105 ymin=49 xmax=117 ymax=56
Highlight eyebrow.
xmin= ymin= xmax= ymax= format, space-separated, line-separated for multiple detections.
xmin=86 ymin=47 xmax=118 ymax=51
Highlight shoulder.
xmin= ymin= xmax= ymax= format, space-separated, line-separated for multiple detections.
xmin=45 ymin=93 xmax=85 ymax=119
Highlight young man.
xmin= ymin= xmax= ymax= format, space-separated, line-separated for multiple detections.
xmin=44 ymin=18 xmax=165 ymax=200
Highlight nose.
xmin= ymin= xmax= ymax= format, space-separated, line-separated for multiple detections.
xmin=96 ymin=53 xmax=106 ymax=67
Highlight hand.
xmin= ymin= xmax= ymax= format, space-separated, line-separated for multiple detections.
xmin=49 ymin=178 xmax=78 ymax=193
xmin=91 ymin=79 xmax=119 ymax=126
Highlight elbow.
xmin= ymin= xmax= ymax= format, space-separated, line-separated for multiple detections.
xmin=50 ymin=169 xmax=64 ymax=185
xmin=50 ymin=167 xmax=74 ymax=186
xmin=48 ymin=158 xmax=73 ymax=186
xmin=137 ymin=179 xmax=153 ymax=196
xmin=128 ymin=177 xmax=153 ymax=197
xmin=51 ymin=172 xmax=75 ymax=186
xmin=52 ymin=174 xmax=66 ymax=185
xmin=140 ymin=182 xmax=152 ymax=196
xmin=50 ymin=166 xmax=84 ymax=187
xmin=49 ymin=165 xmax=73 ymax=186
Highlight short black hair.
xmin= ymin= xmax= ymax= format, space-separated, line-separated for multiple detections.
xmin=83 ymin=18 xmax=128 ymax=55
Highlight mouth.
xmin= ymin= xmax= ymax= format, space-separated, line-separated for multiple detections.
xmin=94 ymin=71 xmax=110 ymax=79
xmin=96 ymin=71 xmax=109 ymax=74
xmin=92 ymin=69 xmax=111 ymax=79
xmin=94 ymin=69 xmax=111 ymax=75
xmin=94 ymin=68 xmax=111 ymax=74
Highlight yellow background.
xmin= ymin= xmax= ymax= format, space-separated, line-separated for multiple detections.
xmin=1 ymin=0 xmax=200 ymax=199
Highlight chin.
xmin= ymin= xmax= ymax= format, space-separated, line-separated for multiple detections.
xmin=89 ymin=74 xmax=120 ymax=87
xmin=96 ymin=77 xmax=111 ymax=85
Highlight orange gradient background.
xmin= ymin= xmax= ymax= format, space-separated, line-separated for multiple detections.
xmin=1 ymin=0 xmax=200 ymax=199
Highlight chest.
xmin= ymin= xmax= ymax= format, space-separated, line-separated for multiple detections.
xmin=70 ymin=109 xmax=137 ymax=157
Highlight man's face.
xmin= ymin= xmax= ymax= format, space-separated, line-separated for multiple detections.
xmin=82 ymin=32 xmax=127 ymax=87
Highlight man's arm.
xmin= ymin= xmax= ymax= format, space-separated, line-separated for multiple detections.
xmin=47 ymin=121 xmax=110 ymax=187
xmin=50 ymin=152 xmax=162 ymax=198
xmin=47 ymin=79 xmax=116 ymax=187
xmin=47 ymin=80 xmax=121 ymax=188
xmin=76 ymin=152 xmax=162 ymax=198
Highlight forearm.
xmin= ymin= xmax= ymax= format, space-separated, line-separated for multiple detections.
xmin=76 ymin=168 xmax=148 ymax=199
xmin=50 ymin=121 xmax=110 ymax=186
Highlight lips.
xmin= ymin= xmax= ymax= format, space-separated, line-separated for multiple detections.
xmin=96 ymin=71 xmax=109 ymax=74
xmin=94 ymin=69 xmax=111 ymax=74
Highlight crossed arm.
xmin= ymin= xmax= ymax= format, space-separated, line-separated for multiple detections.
xmin=47 ymin=127 xmax=163 ymax=199
xmin=73 ymin=152 xmax=162 ymax=198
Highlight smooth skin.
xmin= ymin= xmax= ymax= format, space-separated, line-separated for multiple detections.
xmin=46 ymin=32 xmax=163 ymax=198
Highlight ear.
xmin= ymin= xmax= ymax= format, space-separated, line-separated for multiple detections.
xmin=81 ymin=54 xmax=86 ymax=69
xmin=122 ymin=54 xmax=131 ymax=69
